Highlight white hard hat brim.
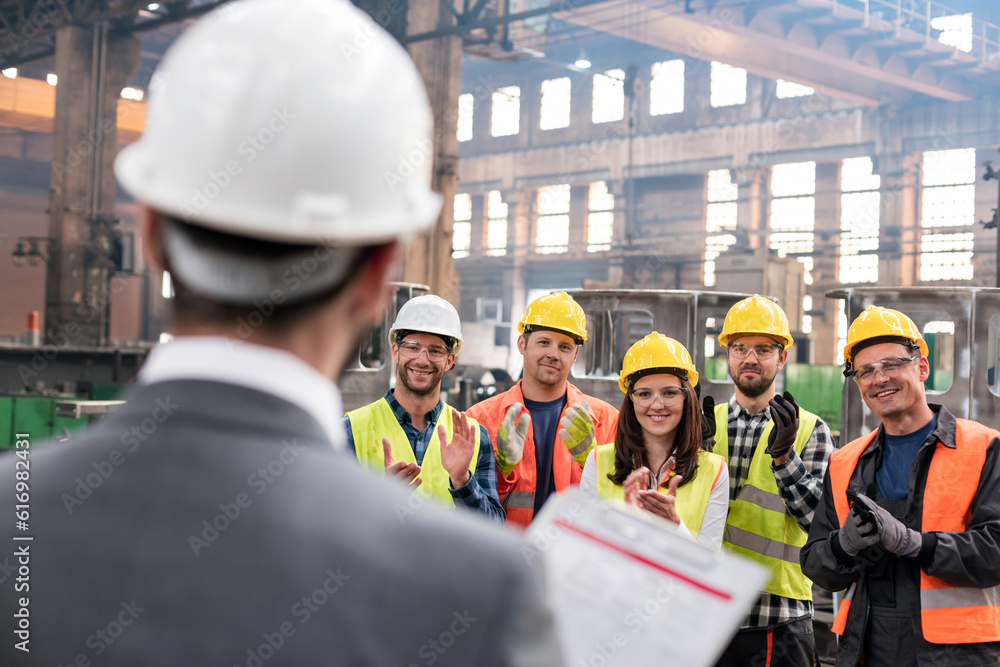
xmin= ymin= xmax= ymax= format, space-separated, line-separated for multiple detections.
xmin=159 ymin=218 xmax=360 ymax=305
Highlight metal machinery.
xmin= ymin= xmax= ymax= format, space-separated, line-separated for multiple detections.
xmin=564 ymin=289 xmax=754 ymax=409
xmin=340 ymin=282 xmax=429 ymax=412
xmin=830 ymin=286 xmax=1000 ymax=442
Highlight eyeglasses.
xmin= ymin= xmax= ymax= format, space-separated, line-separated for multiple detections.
xmin=397 ymin=340 xmax=450 ymax=362
xmin=845 ymin=355 xmax=919 ymax=384
xmin=727 ymin=343 xmax=782 ymax=360
xmin=630 ymin=387 xmax=687 ymax=407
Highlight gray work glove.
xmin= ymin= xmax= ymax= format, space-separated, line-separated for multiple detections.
xmin=837 ymin=506 xmax=880 ymax=556
xmin=766 ymin=391 xmax=800 ymax=459
xmin=496 ymin=403 xmax=530 ymax=476
xmin=852 ymin=492 xmax=923 ymax=558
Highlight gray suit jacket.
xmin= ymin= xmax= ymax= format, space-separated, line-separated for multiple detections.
xmin=0 ymin=380 xmax=562 ymax=666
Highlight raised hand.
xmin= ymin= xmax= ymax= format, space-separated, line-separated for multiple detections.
xmin=382 ymin=437 xmax=421 ymax=490
xmin=496 ymin=403 xmax=530 ymax=475
xmin=559 ymin=401 xmax=595 ymax=466
xmin=440 ymin=409 xmax=475 ymax=488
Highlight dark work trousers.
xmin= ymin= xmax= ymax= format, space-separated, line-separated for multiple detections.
xmin=715 ymin=617 xmax=818 ymax=667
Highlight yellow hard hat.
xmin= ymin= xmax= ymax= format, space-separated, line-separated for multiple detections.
xmin=844 ymin=305 xmax=928 ymax=366
xmin=719 ymin=295 xmax=794 ymax=348
xmin=619 ymin=332 xmax=698 ymax=392
xmin=518 ymin=292 xmax=587 ymax=343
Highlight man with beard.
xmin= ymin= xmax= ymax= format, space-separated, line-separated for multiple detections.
xmin=345 ymin=295 xmax=504 ymax=522
xmin=802 ymin=306 xmax=1000 ymax=666
xmin=711 ymin=295 xmax=834 ymax=667
xmin=467 ymin=292 xmax=618 ymax=528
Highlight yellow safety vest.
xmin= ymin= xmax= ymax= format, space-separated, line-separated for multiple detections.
xmin=714 ymin=401 xmax=818 ymax=600
xmin=594 ymin=443 xmax=726 ymax=536
xmin=347 ymin=398 xmax=481 ymax=507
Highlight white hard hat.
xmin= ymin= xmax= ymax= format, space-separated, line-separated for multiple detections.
xmin=115 ymin=0 xmax=442 ymax=246
xmin=389 ymin=295 xmax=463 ymax=355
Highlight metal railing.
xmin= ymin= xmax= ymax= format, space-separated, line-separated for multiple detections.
xmin=830 ymin=0 xmax=1000 ymax=65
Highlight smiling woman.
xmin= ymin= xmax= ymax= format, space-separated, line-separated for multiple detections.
xmin=579 ymin=332 xmax=729 ymax=549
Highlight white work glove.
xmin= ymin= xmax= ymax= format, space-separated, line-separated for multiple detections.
xmin=559 ymin=401 xmax=595 ymax=467
xmin=496 ymin=403 xmax=529 ymax=476
xmin=853 ymin=492 xmax=923 ymax=558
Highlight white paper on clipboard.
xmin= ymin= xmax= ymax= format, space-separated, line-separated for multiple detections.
xmin=527 ymin=488 xmax=769 ymax=667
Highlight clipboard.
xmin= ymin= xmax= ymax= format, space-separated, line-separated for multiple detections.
xmin=527 ymin=489 xmax=769 ymax=667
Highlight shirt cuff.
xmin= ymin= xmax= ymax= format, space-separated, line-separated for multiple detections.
xmin=449 ymin=474 xmax=478 ymax=500
xmin=917 ymin=532 xmax=938 ymax=568
xmin=771 ymin=447 xmax=806 ymax=483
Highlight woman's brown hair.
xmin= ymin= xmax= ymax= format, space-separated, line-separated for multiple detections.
xmin=608 ymin=373 xmax=703 ymax=487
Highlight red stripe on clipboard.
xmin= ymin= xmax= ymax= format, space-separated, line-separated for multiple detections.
xmin=553 ymin=519 xmax=733 ymax=601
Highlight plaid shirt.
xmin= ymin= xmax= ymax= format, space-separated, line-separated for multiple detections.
xmin=723 ymin=395 xmax=834 ymax=630
xmin=344 ymin=390 xmax=504 ymax=523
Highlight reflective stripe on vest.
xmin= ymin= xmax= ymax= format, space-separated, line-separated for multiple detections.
xmin=593 ymin=443 xmax=724 ymax=535
xmin=503 ymin=490 xmax=535 ymax=510
xmin=829 ymin=418 xmax=1000 ymax=644
xmin=714 ymin=402 xmax=818 ymax=601
xmin=347 ymin=399 xmax=481 ymax=507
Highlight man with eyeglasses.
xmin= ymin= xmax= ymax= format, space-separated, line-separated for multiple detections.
xmin=344 ymin=295 xmax=504 ymax=522
xmin=802 ymin=306 xmax=1000 ymax=666
xmin=712 ymin=295 xmax=834 ymax=667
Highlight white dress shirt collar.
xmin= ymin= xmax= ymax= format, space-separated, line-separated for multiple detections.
xmin=138 ymin=336 xmax=344 ymax=448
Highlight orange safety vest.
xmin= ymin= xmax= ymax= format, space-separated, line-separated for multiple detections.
xmin=829 ymin=419 xmax=1000 ymax=644
xmin=466 ymin=380 xmax=619 ymax=529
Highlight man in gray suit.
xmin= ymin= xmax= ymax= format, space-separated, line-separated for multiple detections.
xmin=0 ymin=1 xmax=563 ymax=665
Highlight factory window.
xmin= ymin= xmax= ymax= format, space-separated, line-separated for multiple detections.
xmin=490 ymin=85 xmax=520 ymax=137
xmin=535 ymin=184 xmax=570 ymax=254
xmin=452 ymin=193 xmax=472 ymax=259
xmin=592 ymin=68 xmax=625 ymax=124
xmin=932 ymin=13 xmax=973 ymax=53
xmin=769 ymin=161 xmax=816 ymax=290
xmin=704 ymin=169 xmax=739 ymax=286
xmin=650 ymin=60 xmax=684 ymax=116
xmin=587 ymin=181 xmax=614 ymax=252
xmin=539 ymin=77 xmax=571 ymax=130
xmin=121 ymin=87 xmax=144 ymax=101
xmin=162 ymin=271 xmax=174 ymax=299
xmin=920 ymin=148 xmax=975 ymax=281
xmin=486 ymin=190 xmax=508 ymax=257
xmin=457 ymin=93 xmax=474 ymax=142
xmin=839 ymin=157 xmax=881 ymax=284
xmin=710 ymin=62 xmax=746 ymax=108
xmin=776 ymin=79 xmax=814 ymax=99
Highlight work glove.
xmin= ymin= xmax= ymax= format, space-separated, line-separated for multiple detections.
xmin=495 ymin=403 xmax=529 ymax=476
xmin=559 ymin=401 xmax=595 ymax=467
xmin=837 ymin=505 xmax=880 ymax=557
xmin=700 ymin=395 xmax=716 ymax=450
xmin=766 ymin=391 xmax=800 ymax=459
xmin=852 ymin=492 xmax=923 ymax=558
